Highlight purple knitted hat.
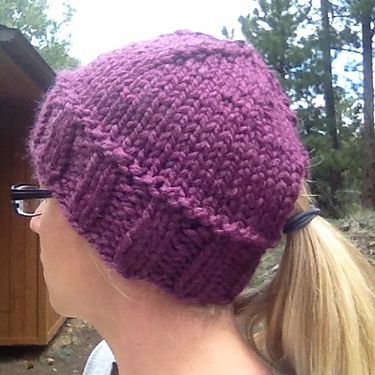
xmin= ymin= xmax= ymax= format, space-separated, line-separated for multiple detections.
xmin=29 ymin=30 xmax=309 ymax=304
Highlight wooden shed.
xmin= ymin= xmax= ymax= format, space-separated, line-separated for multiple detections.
xmin=0 ymin=25 xmax=64 ymax=345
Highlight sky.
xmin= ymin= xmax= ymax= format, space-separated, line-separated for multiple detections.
xmin=47 ymin=0 xmax=361 ymax=93
xmin=53 ymin=0 xmax=253 ymax=64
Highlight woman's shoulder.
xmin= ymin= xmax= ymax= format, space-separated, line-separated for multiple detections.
xmin=83 ymin=340 xmax=117 ymax=375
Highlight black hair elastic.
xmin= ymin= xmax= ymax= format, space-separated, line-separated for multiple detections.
xmin=283 ymin=207 xmax=321 ymax=234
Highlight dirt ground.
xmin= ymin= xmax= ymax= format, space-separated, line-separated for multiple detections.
xmin=335 ymin=209 xmax=375 ymax=267
xmin=0 ymin=210 xmax=374 ymax=375
xmin=0 ymin=319 xmax=101 ymax=375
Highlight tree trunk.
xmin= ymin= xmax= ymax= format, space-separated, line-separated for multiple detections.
xmin=320 ymin=0 xmax=342 ymax=217
xmin=361 ymin=14 xmax=375 ymax=208
xmin=320 ymin=0 xmax=339 ymax=149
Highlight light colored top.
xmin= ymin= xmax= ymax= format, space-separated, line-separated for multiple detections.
xmin=83 ymin=340 xmax=116 ymax=375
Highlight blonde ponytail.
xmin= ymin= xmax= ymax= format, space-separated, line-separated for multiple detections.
xmin=234 ymin=180 xmax=375 ymax=375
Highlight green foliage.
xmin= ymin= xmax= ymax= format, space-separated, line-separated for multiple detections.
xmin=346 ymin=0 xmax=375 ymax=20
xmin=0 ymin=0 xmax=80 ymax=70
xmin=224 ymin=0 xmax=369 ymax=217
xmin=238 ymin=0 xmax=316 ymax=92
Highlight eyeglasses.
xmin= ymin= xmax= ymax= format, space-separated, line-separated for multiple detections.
xmin=10 ymin=184 xmax=53 ymax=217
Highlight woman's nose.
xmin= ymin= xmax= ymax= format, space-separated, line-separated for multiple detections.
xmin=29 ymin=201 xmax=45 ymax=233
xmin=29 ymin=215 xmax=41 ymax=233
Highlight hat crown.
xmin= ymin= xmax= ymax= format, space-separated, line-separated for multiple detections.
xmin=29 ymin=31 xmax=309 ymax=304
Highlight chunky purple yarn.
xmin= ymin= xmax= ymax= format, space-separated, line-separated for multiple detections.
xmin=29 ymin=30 xmax=309 ymax=304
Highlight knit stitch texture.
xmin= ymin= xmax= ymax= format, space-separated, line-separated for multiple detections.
xmin=29 ymin=30 xmax=310 ymax=304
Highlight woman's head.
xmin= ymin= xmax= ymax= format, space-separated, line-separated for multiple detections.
xmin=27 ymin=30 xmax=375 ymax=375
xmin=28 ymin=30 xmax=309 ymax=307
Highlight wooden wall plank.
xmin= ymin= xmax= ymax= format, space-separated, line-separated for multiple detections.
xmin=0 ymin=102 xmax=12 ymax=337
xmin=9 ymin=101 xmax=28 ymax=338
xmin=37 ymin=254 xmax=48 ymax=343
xmin=8 ymin=102 xmax=39 ymax=340
xmin=23 ymin=107 xmax=39 ymax=338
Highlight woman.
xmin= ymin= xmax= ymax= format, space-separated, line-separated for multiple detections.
xmin=11 ymin=31 xmax=374 ymax=375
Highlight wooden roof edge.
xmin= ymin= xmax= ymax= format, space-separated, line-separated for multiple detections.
xmin=0 ymin=24 xmax=55 ymax=91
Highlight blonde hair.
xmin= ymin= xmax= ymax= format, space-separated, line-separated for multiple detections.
xmin=234 ymin=180 xmax=375 ymax=375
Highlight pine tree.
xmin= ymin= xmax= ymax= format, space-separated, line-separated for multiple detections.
xmin=223 ymin=0 xmax=364 ymax=216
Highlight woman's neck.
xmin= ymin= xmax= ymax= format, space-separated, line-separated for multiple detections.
xmin=84 ymin=278 xmax=270 ymax=375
